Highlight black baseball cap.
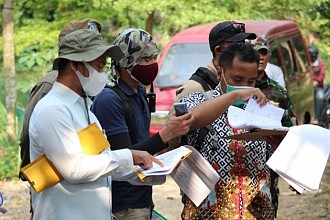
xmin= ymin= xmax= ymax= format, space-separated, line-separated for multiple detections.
xmin=209 ymin=21 xmax=256 ymax=51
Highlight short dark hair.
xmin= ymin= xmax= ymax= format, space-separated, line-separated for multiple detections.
xmin=58 ymin=58 xmax=71 ymax=73
xmin=219 ymin=43 xmax=260 ymax=70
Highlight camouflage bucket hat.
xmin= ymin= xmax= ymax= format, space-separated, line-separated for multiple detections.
xmin=114 ymin=28 xmax=158 ymax=68
xmin=247 ymin=36 xmax=269 ymax=51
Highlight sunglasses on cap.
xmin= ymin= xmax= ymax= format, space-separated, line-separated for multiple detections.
xmin=222 ymin=22 xmax=245 ymax=34
xmin=87 ymin=22 xmax=101 ymax=32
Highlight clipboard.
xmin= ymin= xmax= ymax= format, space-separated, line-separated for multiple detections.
xmin=21 ymin=122 xmax=110 ymax=193
xmin=224 ymin=128 xmax=289 ymax=141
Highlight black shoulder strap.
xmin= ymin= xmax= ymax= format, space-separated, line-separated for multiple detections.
xmin=189 ymin=67 xmax=218 ymax=91
xmin=110 ymin=85 xmax=134 ymax=132
xmin=188 ymin=67 xmax=218 ymax=151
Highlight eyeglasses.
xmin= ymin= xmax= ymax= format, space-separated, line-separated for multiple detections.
xmin=221 ymin=22 xmax=245 ymax=34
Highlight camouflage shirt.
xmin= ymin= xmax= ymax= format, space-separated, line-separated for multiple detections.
xmin=256 ymin=72 xmax=296 ymax=217
xmin=256 ymin=73 xmax=296 ymax=127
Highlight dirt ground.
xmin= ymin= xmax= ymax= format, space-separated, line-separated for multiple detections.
xmin=0 ymin=159 xmax=329 ymax=220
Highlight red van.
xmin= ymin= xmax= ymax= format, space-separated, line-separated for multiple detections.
xmin=150 ymin=20 xmax=314 ymax=136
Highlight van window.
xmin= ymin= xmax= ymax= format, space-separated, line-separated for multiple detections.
xmin=268 ymin=41 xmax=280 ymax=67
xmin=279 ymin=41 xmax=295 ymax=79
xmin=156 ymin=42 xmax=211 ymax=88
xmin=291 ymin=35 xmax=308 ymax=73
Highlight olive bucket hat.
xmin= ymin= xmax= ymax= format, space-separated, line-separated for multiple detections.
xmin=53 ymin=29 xmax=123 ymax=70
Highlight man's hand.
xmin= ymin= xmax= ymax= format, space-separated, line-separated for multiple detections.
xmin=235 ymin=88 xmax=268 ymax=107
xmin=130 ymin=149 xmax=163 ymax=170
xmin=160 ymin=111 xmax=194 ymax=143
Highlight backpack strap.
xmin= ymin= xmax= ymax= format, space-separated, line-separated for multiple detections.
xmin=189 ymin=67 xmax=218 ymax=91
xmin=109 ymin=85 xmax=134 ymax=132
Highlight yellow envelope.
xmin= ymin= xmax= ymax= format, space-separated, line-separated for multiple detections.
xmin=21 ymin=122 xmax=110 ymax=193
xmin=20 ymin=155 xmax=63 ymax=193
xmin=78 ymin=122 xmax=110 ymax=155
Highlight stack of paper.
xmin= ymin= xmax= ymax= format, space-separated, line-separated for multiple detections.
xmin=226 ymin=98 xmax=289 ymax=141
xmin=228 ymin=98 xmax=285 ymax=130
xmin=135 ymin=145 xmax=220 ymax=206
xmin=266 ymin=124 xmax=330 ymax=193
xmin=170 ymin=146 xmax=220 ymax=207
xmin=135 ymin=146 xmax=192 ymax=179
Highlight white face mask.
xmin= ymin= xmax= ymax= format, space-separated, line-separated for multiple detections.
xmin=74 ymin=62 xmax=108 ymax=96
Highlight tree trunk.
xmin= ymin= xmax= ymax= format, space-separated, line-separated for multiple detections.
xmin=146 ymin=11 xmax=155 ymax=35
xmin=2 ymin=0 xmax=17 ymax=140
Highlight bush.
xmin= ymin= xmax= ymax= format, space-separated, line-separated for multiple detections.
xmin=0 ymin=103 xmax=20 ymax=180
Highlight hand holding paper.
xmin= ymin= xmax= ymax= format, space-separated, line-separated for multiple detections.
xmin=135 ymin=146 xmax=192 ymax=177
xmin=226 ymin=98 xmax=288 ymax=141
xmin=228 ymin=98 xmax=285 ymax=130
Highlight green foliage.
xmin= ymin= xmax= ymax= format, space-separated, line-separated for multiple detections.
xmin=17 ymin=45 xmax=56 ymax=70
xmin=0 ymin=102 xmax=20 ymax=180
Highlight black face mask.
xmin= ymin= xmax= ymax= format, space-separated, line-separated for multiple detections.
xmin=310 ymin=55 xmax=318 ymax=63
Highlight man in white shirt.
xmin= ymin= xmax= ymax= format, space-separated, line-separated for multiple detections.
xmin=29 ymin=29 xmax=163 ymax=220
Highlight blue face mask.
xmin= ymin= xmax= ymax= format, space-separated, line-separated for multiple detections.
xmin=222 ymin=71 xmax=253 ymax=107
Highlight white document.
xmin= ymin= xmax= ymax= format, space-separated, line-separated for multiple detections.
xmin=228 ymin=98 xmax=285 ymax=130
xmin=245 ymin=98 xmax=285 ymax=122
xmin=170 ymin=145 xmax=220 ymax=207
xmin=135 ymin=146 xmax=192 ymax=176
xmin=266 ymin=124 xmax=330 ymax=193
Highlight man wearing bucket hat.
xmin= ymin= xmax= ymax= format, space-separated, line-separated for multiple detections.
xmin=91 ymin=28 xmax=193 ymax=219
xmin=248 ymin=36 xmax=297 ymax=218
xmin=29 ymin=29 xmax=164 ymax=220
xmin=19 ymin=18 xmax=103 ymax=181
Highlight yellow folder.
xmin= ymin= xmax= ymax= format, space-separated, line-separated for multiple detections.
xmin=77 ymin=122 xmax=110 ymax=155
xmin=20 ymin=155 xmax=63 ymax=193
xmin=21 ymin=122 xmax=110 ymax=193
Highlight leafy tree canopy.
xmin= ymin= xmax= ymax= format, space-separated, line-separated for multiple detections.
xmin=0 ymin=0 xmax=329 ymax=86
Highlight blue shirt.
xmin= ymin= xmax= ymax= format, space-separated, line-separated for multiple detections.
xmin=92 ymin=79 xmax=152 ymax=212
